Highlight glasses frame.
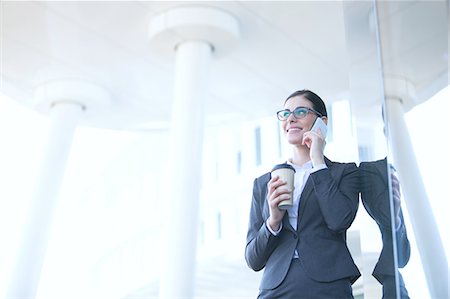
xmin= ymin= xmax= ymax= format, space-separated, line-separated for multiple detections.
xmin=276 ymin=106 xmax=323 ymax=121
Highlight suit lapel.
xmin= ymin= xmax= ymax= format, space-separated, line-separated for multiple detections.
xmin=296 ymin=177 xmax=314 ymax=229
xmin=297 ymin=157 xmax=334 ymax=230
xmin=374 ymin=158 xmax=388 ymax=181
xmin=284 ymin=157 xmax=335 ymax=232
xmin=282 ymin=212 xmax=295 ymax=232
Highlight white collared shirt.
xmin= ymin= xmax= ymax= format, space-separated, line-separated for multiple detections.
xmin=286 ymin=160 xmax=314 ymax=231
xmin=266 ymin=161 xmax=327 ymax=258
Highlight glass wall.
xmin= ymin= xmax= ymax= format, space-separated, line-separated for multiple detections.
xmin=345 ymin=1 xmax=449 ymax=297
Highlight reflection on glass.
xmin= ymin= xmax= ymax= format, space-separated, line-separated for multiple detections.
xmin=360 ymin=159 xmax=411 ymax=298
xmin=344 ymin=0 xmax=449 ymax=297
xmin=375 ymin=0 xmax=449 ymax=298
xmin=343 ymin=0 xmax=393 ymax=296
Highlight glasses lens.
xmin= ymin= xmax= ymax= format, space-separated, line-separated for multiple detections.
xmin=293 ymin=107 xmax=309 ymax=119
xmin=277 ymin=110 xmax=291 ymax=120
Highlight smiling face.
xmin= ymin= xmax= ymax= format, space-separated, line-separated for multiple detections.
xmin=281 ymin=95 xmax=318 ymax=146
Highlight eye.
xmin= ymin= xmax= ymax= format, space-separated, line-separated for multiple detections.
xmin=277 ymin=110 xmax=291 ymax=120
xmin=293 ymin=107 xmax=308 ymax=118
xmin=281 ymin=110 xmax=291 ymax=118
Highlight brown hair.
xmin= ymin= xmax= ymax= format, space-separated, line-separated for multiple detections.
xmin=285 ymin=90 xmax=327 ymax=117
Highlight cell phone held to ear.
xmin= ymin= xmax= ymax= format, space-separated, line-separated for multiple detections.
xmin=310 ymin=117 xmax=327 ymax=139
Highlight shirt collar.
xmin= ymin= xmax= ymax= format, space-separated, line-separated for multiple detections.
xmin=287 ymin=159 xmax=313 ymax=170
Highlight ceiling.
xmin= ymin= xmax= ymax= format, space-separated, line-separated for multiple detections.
xmin=1 ymin=1 xmax=448 ymax=130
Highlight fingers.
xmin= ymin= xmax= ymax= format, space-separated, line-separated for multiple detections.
xmin=302 ymin=131 xmax=325 ymax=148
xmin=302 ymin=131 xmax=326 ymax=166
xmin=302 ymin=131 xmax=313 ymax=147
xmin=302 ymin=134 xmax=312 ymax=148
xmin=267 ymin=176 xmax=292 ymax=209
xmin=391 ymin=173 xmax=400 ymax=189
xmin=268 ymin=176 xmax=289 ymax=194
xmin=390 ymin=173 xmax=401 ymax=196
xmin=269 ymin=192 xmax=292 ymax=208
xmin=390 ymin=173 xmax=402 ymax=212
xmin=303 ymin=129 xmax=325 ymax=141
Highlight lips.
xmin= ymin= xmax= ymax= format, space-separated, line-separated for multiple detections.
xmin=287 ymin=127 xmax=302 ymax=133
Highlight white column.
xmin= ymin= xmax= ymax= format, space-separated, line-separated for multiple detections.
xmin=5 ymin=80 xmax=109 ymax=298
xmin=385 ymin=97 xmax=448 ymax=298
xmin=149 ymin=7 xmax=239 ymax=298
xmin=159 ymin=40 xmax=212 ymax=299
xmin=6 ymin=102 xmax=83 ymax=297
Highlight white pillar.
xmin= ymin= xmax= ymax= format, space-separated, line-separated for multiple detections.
xmin=5 ymin=80 xmax=109 ymax=298
xmin=385 ymin=96 xmax=448 ymax=298
xmin=148 ymin=7 xmax=239 ymax=299
xmin=159 ymin=40 xmax=212 ymax=299
xmin=6 ymin=102 xmax=83 ymax=297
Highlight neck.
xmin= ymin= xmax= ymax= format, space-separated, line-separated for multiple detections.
xmin=289 ymin=145 xmax=311 ymax=166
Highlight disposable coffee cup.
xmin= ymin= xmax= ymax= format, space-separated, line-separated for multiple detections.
xmin=271 ymin=163 xmax=296 ymax=210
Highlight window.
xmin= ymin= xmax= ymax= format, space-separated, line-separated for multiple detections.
xmin=254 ymin=126 xmax=262 ymax=166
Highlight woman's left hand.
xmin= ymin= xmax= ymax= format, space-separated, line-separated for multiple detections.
xmin=302 ymin=129 xmax=326 ymax=166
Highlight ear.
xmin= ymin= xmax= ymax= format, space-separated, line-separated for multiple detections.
xmin=322 ymin=116 xmax=328 ymax=125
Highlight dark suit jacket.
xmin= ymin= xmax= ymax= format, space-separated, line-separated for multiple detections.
xmin=245 ymin=157 xmax=361 ymax=290
xmin=360 ymin=158 xmax=411 ymax=298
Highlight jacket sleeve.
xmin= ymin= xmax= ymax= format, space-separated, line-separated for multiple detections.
xmin=395 ymin=211 xmax=411 ymax=268
xmin=245 ymin=175 xmax=280 ymax=271
xmin=309 ymin=163 xmax=360 ymax=232
xmin=379 ymin=210 xmax=411 ymax=269
xmin=359 ymin=159 xmax=411 ymax=269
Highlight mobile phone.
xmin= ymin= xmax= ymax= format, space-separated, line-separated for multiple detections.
xmin=310 ymin=117 xmax=328 ymax=139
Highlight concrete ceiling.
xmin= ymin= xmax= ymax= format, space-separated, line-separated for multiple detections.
xmin=1 ymin=1 xmax=448 ymax=130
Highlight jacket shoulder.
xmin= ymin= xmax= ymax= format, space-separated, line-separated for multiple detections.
xmin=326 ymin=159 xmax=358 ymax=170
xmin=359 ymin=158 xmax=387 ymax=169
xmin=255 ymin=172 xmax=271 ymax=185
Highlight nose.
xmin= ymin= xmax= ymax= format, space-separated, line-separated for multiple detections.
xmin=286 ymin=112 xmax=297 ymax=122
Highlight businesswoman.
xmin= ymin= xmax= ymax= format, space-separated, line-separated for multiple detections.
xmin=245 ymin=90 xmax=360 ymax=298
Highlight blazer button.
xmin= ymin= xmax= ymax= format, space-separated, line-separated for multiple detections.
xmin=293 ymin=234 xmax=298 ymax=239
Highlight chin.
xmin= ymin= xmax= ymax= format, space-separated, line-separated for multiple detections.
xmin=287 ymin=137 xmax=302 ymax=146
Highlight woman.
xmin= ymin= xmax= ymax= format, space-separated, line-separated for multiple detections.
xmin=245 ymin=90 xmax=360 ymax=298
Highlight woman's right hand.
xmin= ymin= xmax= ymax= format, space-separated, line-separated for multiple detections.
xmin=266 ymin=175 xmax=291 ymax=231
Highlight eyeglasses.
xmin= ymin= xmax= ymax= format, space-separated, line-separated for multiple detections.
xmin=276 ymin=106 xmax=323 ymax=121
